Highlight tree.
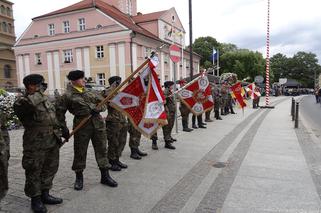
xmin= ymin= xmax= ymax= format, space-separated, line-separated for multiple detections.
xmin=192 ymin=36 xmax=220 ymax=69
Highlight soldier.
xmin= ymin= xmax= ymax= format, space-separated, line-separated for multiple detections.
xmin=178 ymin=80 xmax=193 ymax=132
xmin=192 ymin=114 xmax=206 ymax=129
xmin=56 ymin=70 xmax=117 ymax=191
xmin=128 ymin=121 xmax=147 ymax=160
xmin=13 ymin=74 xmax=64 ymax=213
xmin=162 ymin=81 xmax=176 ymax=149
xmin=104 ymin=76 xmax=128 ymax=171
xmin=0 ymin=111 xmax=10 ymax=201
xmin=221 ymin=82 xmax=228 ymax=116
xmin=227 ymin=92 xmax=236 ymax=114
xmin=212 ymin=84 xmax=222 ymax=120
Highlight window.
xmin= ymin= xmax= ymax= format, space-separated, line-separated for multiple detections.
xmin=35 ymin=53 xmax=42 ymax=65
xmin=7 ymin=23 xmax=12 ymax=33
xmin=97 ymin=73 xmax=106 ymax=85
xmin=96 ymin=46 xmax=104 ymax=59
xmin=144 ymin=47 xmax=152 ymax=58
xmin=48 ymin=24 xmax=55 ymax=36
xmin=0 ymin=5 xmax=5 ymax=14
xmin=2 ymin=22 xmax=7 ymax=32
xmin=63 ymin=49 xmax=73 ymax=63
xmin=78 ymin=18 xmax=85 ymax=31
xmin=4 ymin=65 xmax=11 ymax=78
xmin=164 ymin=54 xmax=169 ymax=64
xmin=63 ymin=21 xmax=70 ymax=33
xmin=6 ymin=7 xmax=11 ymax=17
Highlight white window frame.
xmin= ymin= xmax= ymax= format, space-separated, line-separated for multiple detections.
xmin=97 ymin=73 xmax=106 ymax=85
xmin=63 ymin=49 xmax=73 ymax=63
xmin=96 ymin=45 xmax=104 ymax=59
xmin=35 ymin=53 xmax=42 ymax=65
xmin=144 ymin=47 xmax=152 ymax=58
xmin=63 ymin=21 xmax=70 ymax=33
xmin=78 ymin=18 xmax=86 ymax=31
xmin=48 ymin=24 xmax=55 ymax=36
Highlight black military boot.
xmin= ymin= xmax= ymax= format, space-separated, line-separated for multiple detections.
xmin=74 ymin=171 xmax=83 ymax=191
xmin=100 ymin=168 xmax=118 ymax=187
xmin=109 ymin=159 xmax=122 ymax=171
xmin=165 ymin=141 xmax=176 ymax=149
xmin=192 ymin=115 xmax=198 ymax=128
xmin=136 ymin=148 xmax=148 ymax=156
xmin=41 ymin=190 xmax=63 ymax=205
xmin=170 ymin=137 xmax=177 ymax=142
xmin=31 ymin=196 xmax=47 ymax=213
xmin=182 ymin=120 xmax=193 ymax=132
xmin=116 ymin=158 xmax=128 ymax=169
xmin=130 ymin=148 xmax=142 ymax=160
xmin=152 ymin=139 xmax=158 ymax=150
xmin=215 ymin=111 xmax=222 ymax=120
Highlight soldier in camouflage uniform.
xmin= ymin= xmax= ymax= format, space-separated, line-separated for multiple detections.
xmin=161 ymin=81 xmax=176 ymax=149
xmin=128 ymin=121 xmax=147 ymax=160
xmin=221 ymin=83 xmax=229 ymax=116
xmin=104 ymin=76 xmax=128 ymax=171
xmin=179 ymin=80 xmax=193 ymax=132
xmin=212 ymin=84 xmax=222 ymax=120
xmin=56 ymin=70 xmax=117 ymax=191
xmin=0 ymin=111 xmax=10 ymax=201
xmin=192 ymin=114 xmax=206 ymax=129
xmin=13 ymin=74 xmax=64 ymax=213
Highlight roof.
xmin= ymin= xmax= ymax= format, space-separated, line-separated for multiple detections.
xmin=132 ymin=10 xmax=167 ymax=23
xmin=33 ymin=0 xmax=160 ymax=42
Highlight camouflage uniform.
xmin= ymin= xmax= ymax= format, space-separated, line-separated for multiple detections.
xmin=212 ymin=85 xmax=222 ymax=120
xmin=56 ymin=85 xmax=109 ymax=172
xmin=179 ymin=101 xmax=192 ymax=130
xmin=221 ymin=84 xmax=228 ymax=115
xmin=0 ymin=112 xmax=10 ymax=200
xmin=128 ymin=121 xmax=141 ymax=149
xmin=162 ymin=87 xmax=175 ymax=141
xmin=14 ymin=91 xmax=61 ymax=198
xmin=103 ymin=87 xmax=128 ymax=161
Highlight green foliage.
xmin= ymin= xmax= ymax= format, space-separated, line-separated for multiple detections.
xmin=192 ymin=36 xmax=220 ymax=69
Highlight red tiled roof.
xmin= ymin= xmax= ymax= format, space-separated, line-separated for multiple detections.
xmin=132 ymin=10 xmax=167 ymax=23
xmin=33 ymin=0 xmax=161 ymax=42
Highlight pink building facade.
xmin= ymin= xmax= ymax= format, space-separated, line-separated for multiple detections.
xmin=14 ymin=0 xmax=200 ymax=94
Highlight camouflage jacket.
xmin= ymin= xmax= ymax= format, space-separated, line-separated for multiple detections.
xmin=102 ymin=87 xmax=127 ymax=123
xmin=0 ymin=130 xmax=4 ymax=155
xmin=164 ymin=88 xmax=176 ymax=113
xmin=13 ymin=91 xmax=62 ymax=149
xmin=56 ymin=85 xmax=107 ymax=130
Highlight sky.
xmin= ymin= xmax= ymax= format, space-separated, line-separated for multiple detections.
xmin=10 ymin=0 xmax=321 ymax=63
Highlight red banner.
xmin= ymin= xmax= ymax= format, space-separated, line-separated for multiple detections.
xmin=230 ymin=82 xmax=247 ymax=108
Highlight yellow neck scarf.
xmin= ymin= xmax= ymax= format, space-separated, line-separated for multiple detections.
xmin=73 ymin=85 xmax=84 ymax=93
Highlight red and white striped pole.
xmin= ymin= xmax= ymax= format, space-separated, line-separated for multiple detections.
xmin=265 ymin=0 xmax=270 ymax=106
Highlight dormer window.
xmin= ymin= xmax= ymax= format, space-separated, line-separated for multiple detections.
xmin=78 ymin=18 xmax=85 ymax=31
xmin=63 ymin=21 xmax=70 ymax=33
xmin=48 ymin=24 xmax=55 ymax=36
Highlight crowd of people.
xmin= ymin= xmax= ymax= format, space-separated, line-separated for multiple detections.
xmin=0 ymin=70 xmax=240 ymax=213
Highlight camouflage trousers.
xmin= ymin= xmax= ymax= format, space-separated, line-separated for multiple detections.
xmin=128 ymin=123 xmax=141 ymax=149
xmin=72 ymin=122 xmax=109 ymax=172
xmin=106 ymin=122 xmax=128 ymax=160
xmin=0 ymin=130 xmax=9 ymax=200
xmin=162 ymin=111 xmax=175 ymax=141
xmin=22 ymin=135 xmax=59 ymax=198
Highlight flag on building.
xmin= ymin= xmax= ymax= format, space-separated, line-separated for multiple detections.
xmin=178 ymin=74 xmax=214 ymax=115
xmin=110 ymin=56 xmax=165 ymax=138
xmin=230 ymin=82 xmax=247 ymax=108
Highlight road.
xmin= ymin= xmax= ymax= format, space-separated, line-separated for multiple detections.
xmin=299 ymin=95 xmax=321 ymax=140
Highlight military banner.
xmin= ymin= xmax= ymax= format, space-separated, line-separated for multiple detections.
xmin=230 ymin=82 xmax=247 ymax=108
xmin=110 ymin=56 xmax=164 ymax=138
xmin=178 ymin=75 xmax=214 ymax=116
xmin=246 ymin=83 xmax=261 ymax=99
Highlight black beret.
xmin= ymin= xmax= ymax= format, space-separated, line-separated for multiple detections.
xmin=67 ymin=70 xmax=85 ymax=81
xmin=23 ymin=74 xmax=44 ymax=87
xmin=108 ymin=76 xmax=121 ymax=85
xmin=164 ymin=81 xmax=174 ymax=88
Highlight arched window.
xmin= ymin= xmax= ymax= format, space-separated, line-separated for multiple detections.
xmin=6 ymin=7 xmax=11 ymax=17
xmin=7 ymin=23 xmax=12 ymax=33
xmin=2 ymin=22 xmax=7 ymax=32
xmin=0 ymin=5 xmax=5 ymax=14
xmin=4 ymin=65 xmax=11 ymax=78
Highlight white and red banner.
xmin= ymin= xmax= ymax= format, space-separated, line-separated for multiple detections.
xmin=110 ymin=56 xmax=166 ymax=138
xmin=246 ymin=83 xmax=261 ymax=99
xmin=178 ymin=75 xmax=214 ymax=115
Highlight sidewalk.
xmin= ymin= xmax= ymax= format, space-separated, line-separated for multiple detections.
xmin=1 ymin=96 xmax=321 ymax=213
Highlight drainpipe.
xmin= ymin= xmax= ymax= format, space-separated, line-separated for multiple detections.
xmin=130 ymin=31 xmax=136 ymax=73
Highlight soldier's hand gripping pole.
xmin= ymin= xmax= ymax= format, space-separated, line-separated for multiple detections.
xmin=62 ymin=58 xmax=151 ymax=144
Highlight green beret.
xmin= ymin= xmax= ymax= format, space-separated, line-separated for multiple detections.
xmin=67 ymin=70 xmax=84 ymax=81
xmin=108 ymin=76 xmax=121 ymax=85
xmin=23 ymin=74 xmax=44 ymax=87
